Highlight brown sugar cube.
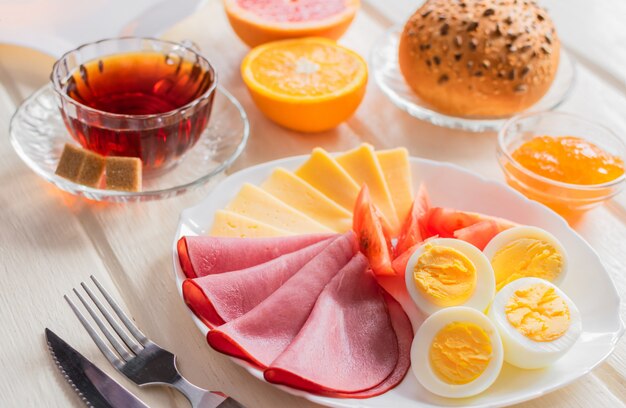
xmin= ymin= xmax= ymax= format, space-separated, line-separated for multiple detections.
xmin=76 ymin=149 xmax=106 ymax=187
xmin=105 ymin=157 xmax=142 ymax=192
xmin=55 ymin=144 xmax=86 ymax=181
xmin=55 ymin=143 xmax=105 ymax=187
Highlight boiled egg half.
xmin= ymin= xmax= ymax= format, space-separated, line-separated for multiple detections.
xmin=483 ymin=226 xmax=568 ymax=291
xmin=488 ymin=277 xmax=581 ymax=369
xmin=411 ymin=306 xmax=504 ymax=398
xmin=405 ymin=238 xmax=495 ymax=315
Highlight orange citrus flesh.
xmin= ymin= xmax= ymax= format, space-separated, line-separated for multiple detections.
xmin=512 ymin=136 xmax=624 ymax=185
xmin=248 ymin=42 xmax=363 ymax=98
xmin=241 ymin=37 xmax=367 ymax=132
xmin=224 ymin=0 xmax=359 ymax=48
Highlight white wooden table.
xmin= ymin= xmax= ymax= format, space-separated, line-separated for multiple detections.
xmin=0 ymin=1 xmax=624 ymax=407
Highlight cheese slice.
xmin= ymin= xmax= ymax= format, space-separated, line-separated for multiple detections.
xmin=226 ymin=183 xmax=333 ymax=234
xmin=261 ymin=168 xmax=353 ymax=233
xmin=336 ymin=144 xmax=400 ymax=232
xmin=377 ymin=148 xmax=414 ymax=223
xmin=294 ymin=148 xmax=360 ymax=212
xmin=210 ymin=210 xmax=293 ymax=238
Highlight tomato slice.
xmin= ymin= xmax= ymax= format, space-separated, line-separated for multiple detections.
xmin=353 ymin=185 xmax=395 ymax=276
xmin=395 ymin=183 xmax=431 ymax=256
xmin=423 ymin=207 xmax=480 ymax=237
xmin=394 ymin=201 xmax=517 ymax=268
xmin=391 ymin=243 xmax=418 ymax=276
xmin=424 ymin=207 xmax=517 ymax=239
xmin=453 ymin=220 xmax=510 ymax=250
xmin=392 ymin=234 xmax=440 ymax=276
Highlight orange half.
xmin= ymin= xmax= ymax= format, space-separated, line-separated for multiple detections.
xmin=224 ymin=0 xmax=360 ymax=48
xmin=241 ymin=37 xmax=367 ymax=133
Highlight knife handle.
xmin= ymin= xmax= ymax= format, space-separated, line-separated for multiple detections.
xmin=173 ymin=376 xmax=245 ymax=408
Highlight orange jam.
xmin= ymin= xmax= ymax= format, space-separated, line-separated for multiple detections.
xmin=512 ymin=136 xmax=624 ymax=185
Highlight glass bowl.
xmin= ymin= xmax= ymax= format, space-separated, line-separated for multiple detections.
xmin=371 ymin=26 xmax=576 ymax=132
xmin=51 ymin=37 xmax=217 ymax=173
xmin=497 ymin=111 xmax=625 ymax=221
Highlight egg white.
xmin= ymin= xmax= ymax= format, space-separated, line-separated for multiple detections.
xmin=488 ymin=277 xmax=582 ymax=369
xmin=411 ymin=306 xmax=504 ymax=398
xmin=404 ymin=238 xmax=496 ymax=315
xmin=483 ymin=226 xmax=568 ymax=288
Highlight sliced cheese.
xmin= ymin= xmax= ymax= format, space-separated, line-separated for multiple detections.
xmin=261 ymin=168 xmax=353 ymax=233
xmin=377 ymin=148 xmax=414 ymax=223
xmin=226 ymin=183 xmax=333 ymax=234
xmin=336 ymin=144 xmax=400 ymax=232
xmin=210 ymin=210 xmax=293 ymax=238
xmin=294 ymin=148 xmax=360 ymax=212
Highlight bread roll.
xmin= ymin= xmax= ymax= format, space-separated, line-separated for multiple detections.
xmin=398 ymin=0 xmax=559 ymax=117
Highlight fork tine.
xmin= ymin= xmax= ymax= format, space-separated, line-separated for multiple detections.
xmin=73 ymin=288 xmax=135 ymax=362
xmin=81 ymin=282 xmax=143 ymax=354
xmin=64 ymin=294 xmax=125 ymax=370
xmin=90 ymin=275 xmax=149 ymax=346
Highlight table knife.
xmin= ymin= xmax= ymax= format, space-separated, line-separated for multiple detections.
xmin=45 ymin=328 xmax=149 ymax=408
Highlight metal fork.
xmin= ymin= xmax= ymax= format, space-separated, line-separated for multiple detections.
xmin=65 ymin=275 xmax=245 ymax=408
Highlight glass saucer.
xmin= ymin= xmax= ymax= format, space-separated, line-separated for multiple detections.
xmin=370 ymin=26 xmax=576 ymax=132
xmin=10 ymin=84 xmax=249 ymax=202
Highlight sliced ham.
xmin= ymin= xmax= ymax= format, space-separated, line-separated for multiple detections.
xmin=182 ymin=238 xmax=334 ymax=328
xmin=207 ymin=232 xmax=356 ymax=368
xmin=327 ymin=293 xmax=413 ymax=398
xmin=177 ymin=233 xmax=333 ymax=278
xmin=264 ymin=253 xmax=398 ymax=394
xmin=378 ymin=273 xmax=427 ymax=332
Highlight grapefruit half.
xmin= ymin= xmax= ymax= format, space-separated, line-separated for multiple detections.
xmin=224 ymin=0 xmax=360 ymax=48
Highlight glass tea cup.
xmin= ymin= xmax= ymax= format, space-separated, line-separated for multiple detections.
xmin=51 ymin=37 xmax=217 ymax=173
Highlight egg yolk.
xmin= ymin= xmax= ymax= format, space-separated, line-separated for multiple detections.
xmin=505 ymin=283 xmax=570 ymax=342
xmin=512 ymin=136 xmax=624 ymax=185
xmin=492 ymin=238 xmax=563 ymax=290
xmin=413 ymin=245 xmax=477 ymax=307
xmin=430 ymin=322 xmax=493 ymax=385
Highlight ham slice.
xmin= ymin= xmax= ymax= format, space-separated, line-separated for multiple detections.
xmin=182 ymin=238 xmax=334 ymax=328
xmin=207 ymin=232 xmax=356 ymax=368
xmin=178 ymin=233 xmax=333 ymax=278
xmin=264 ymin=253 xmax=398 ymax=394
xmin=377 ymin=273 xmax=426 ymax=334
xmin=326 ymin=293 xmax=413 ymax=398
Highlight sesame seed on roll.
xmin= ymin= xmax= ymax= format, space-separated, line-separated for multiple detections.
xmin=398 ymin=0 xmax=559 ymax=117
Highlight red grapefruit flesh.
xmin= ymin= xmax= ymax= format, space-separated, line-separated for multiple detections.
xmin=224 ymin=0 xmax=360 ymax=47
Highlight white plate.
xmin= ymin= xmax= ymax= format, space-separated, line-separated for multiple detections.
xmin=172 ymin=156 xmax=624 ymax=408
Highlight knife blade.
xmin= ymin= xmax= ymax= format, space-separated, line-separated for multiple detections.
xmin=217 ymin=397 xmax=247 ymax=408
xmin=45 ymin=328 xmax=149 ymax=408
